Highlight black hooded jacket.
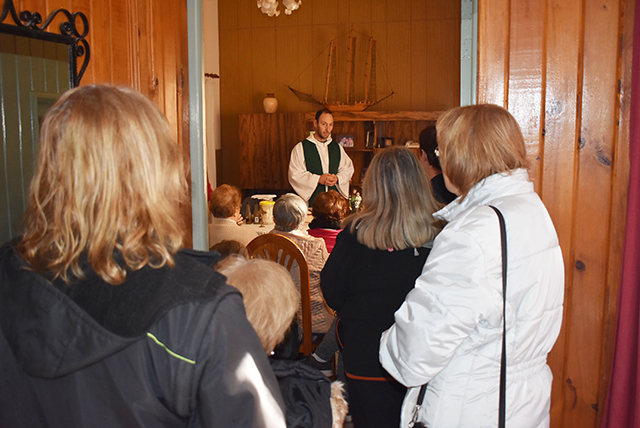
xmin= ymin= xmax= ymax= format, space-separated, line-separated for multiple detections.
xmin=0 ymin=242 xmax=286 ymax=427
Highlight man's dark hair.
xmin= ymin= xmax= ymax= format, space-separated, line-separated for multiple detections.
xmin=419 ymin=125 xmax=441 ymax=171
xmin=315 ymin=108 xmax=333 ymax=122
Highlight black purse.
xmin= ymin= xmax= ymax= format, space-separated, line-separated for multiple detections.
xmin=408 ymin=206 xmax=507 ymax=428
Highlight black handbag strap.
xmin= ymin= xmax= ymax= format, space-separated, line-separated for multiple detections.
xmin=489 ymin=205 xmax=507 ymax=428
xmin=410 ymin=205 xmax=508 ymax=428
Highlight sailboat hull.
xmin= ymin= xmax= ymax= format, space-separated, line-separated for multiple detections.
xmin=287 ymin=34 xmax=394 ymax=112
xmin=322 ymin=102 xmax=372 ymax=112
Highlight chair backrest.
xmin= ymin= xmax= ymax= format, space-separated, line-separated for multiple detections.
xmin=246 ymin=233 xmax=315 ymax=356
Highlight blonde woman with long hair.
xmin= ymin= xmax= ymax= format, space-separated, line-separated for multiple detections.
xmin=321 ymin=146 xmax=442 ymax=427
xmin=0 ymin=85 xmax=286 ymax=428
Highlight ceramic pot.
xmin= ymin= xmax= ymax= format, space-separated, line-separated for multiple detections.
xmin=263 ymin=93 xmax=278 ymax=113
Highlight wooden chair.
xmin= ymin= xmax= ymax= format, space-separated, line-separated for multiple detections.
xmin=246 ymin=233 xmax=319 ymax=356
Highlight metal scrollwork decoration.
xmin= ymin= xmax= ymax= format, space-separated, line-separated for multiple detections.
xmin=0 ymin=0 xmax=90 ymax=87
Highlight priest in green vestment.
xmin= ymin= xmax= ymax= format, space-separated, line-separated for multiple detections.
xmin=288 ymin=109 xmax=354 ymax=205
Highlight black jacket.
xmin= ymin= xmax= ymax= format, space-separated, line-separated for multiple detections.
xmin=270 ymin=359 xmax=333 ymax=428
xmin=0 ymin=242 xmax=286 ymax=427
xmin=321 ymin=229 xmax=431 ymax=379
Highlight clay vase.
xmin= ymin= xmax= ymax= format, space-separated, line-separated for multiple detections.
xmin=263 ymin=93 xmax=278 ymax=113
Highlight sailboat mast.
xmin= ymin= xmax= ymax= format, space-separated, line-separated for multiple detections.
xmin=364 ymin=37 xmax=377 ymax=103
xmin=346 ymin=35 xmax=356 ymax=104
xmin=324 ymin=40 xmax=337 ymax=104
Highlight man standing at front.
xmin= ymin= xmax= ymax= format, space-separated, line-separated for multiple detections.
xmin=288 ymin=109 xmax=354 ymax=205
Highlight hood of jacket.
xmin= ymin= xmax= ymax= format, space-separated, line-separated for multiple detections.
xmin=435 ymin=168 xmax=534 ymax=222
xmin=0 ymin=242 xmax=223 ymax=379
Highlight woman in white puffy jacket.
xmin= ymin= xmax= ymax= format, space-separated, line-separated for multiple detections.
xmin=379 ymin=104 xmax=564 ymax=428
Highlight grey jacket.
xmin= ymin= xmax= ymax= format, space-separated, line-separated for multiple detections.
xmin=0 ymin=243 xmax=286 ymax=427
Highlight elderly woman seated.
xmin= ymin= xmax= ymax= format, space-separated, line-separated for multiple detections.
xmin=270 ymin=193 xmax=334 ymax=335
xmin=208 ymin=184 xmax=258 ymax=247
xmin=307 ymin=190 xmax=350 ymax=253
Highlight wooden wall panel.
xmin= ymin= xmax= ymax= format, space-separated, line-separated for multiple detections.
xmin=276 ymin=26 xmax=301 ymax=105
xmin=387 ymin=0 xmax=411 ymax=21
xmin=477 ymin=0 xmax=509 ymax=105
xmin=507 ymin=0 xmax=544 ymax=185
xmin=314 ymin=0 xmax=338 ymax=25
xmin=386 ymin=22 xmax=412 ymax=110
xmin=542 ymin=0 xmax=582 ymax=422
xmin=238 ymin=113 xmax=306 ymax=189
xmin=110 ymin=0 xmax=134 ymax=85
xmin=218 ymin=0 xmax=237 ymax=30
xmin=218 ymin=27 xmax=240 ymax=175
xmin=351 ymin=0 xmax=372 ymax=22
xmin=426 ymin=19 xmax=461 ymax=110
xmin=216 ymin=0 xmax=461 ymax=186
xmin=478 ymin=0 xmax=633 ymax=427
xmin=238 ymin=29 xmax=254 ymax=111
xmin=562 ymin=0 xmax=620 ymax=426
xmin=371 ymin=0 xmax=386 ymax=22
xmin=252 ymin=27 xmax=277 ymax=111
xmin=136 ymin=1 xmax=152 ymax=95
xmin=410 ymin=21 xmax=428 ymax=111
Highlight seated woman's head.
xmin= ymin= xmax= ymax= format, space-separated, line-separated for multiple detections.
xmin=209 ymin=184 xmax=242 ymax=219
xmin=436 ymin=104 xmax=528 ymax=199
xmin=210 ymin=240 xmax=249 ymax=267
xmin=348 ymin=146 xmax=440 ymax=250
xmin=273 ymin=193 xmax=308 ymax=232
xmin=310 ymin=190 xmax=349 ymax=228
xmin=217 ymin=256 xmax=299 ymax=354
xmin=18 ymin=85 xmax=188 ymax=285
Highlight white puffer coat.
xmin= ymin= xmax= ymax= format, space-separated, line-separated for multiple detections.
xmin=380 ymin=169 xmax=564 ymax=428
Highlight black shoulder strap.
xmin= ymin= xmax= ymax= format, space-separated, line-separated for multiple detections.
xmin=489 ymin=205 xmax=507 ymax=428
xmin=410 ymin=206 xmax=508 ymax=428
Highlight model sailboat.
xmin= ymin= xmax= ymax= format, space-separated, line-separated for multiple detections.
xmin=287 ymin=34 xmax=394 ymax=112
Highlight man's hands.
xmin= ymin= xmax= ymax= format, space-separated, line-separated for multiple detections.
xmin=319 ymin=173 xmax=338 ymax=187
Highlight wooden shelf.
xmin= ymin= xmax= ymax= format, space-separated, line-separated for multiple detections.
xmin=239 ymin=111 xmax=443 ymax=190
xmin=304 ymin=111 xmax=445 ymax=122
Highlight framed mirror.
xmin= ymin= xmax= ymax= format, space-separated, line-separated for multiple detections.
xmin=0 ymin=0 xmax=90 ymax=244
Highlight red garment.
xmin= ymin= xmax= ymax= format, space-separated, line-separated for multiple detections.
xmin=307 ymin=228 xmax=341 ymax=253
xmin=601 ymin=4 xmax=640 ymax=427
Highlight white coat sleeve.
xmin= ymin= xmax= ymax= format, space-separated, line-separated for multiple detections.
xmin=379 ymin=226 xmax=500 ymax=388
xmin=335 ymin=146 xmax=354 ymax=199
xmin=288 ymin=142 xmax=319 ymax=202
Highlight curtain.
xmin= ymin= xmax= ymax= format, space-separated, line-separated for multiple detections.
xmin=601 ymin=1 xmax=640 ymax=426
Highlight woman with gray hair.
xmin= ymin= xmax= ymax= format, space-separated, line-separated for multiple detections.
xmin=270 ymin=193 xmax=334 ymax=336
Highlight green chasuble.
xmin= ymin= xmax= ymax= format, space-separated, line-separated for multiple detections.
xmin=302 ymin=139 xmax=341 ymax=205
